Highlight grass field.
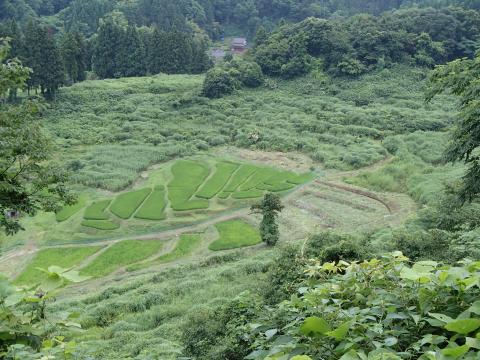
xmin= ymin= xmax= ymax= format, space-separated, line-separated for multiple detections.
xmin=168 ymin=160 xmax=211 ymax=211
xmin=134 ymin=186 xmax=167 ymax=220
xmin=81 ymin=220 xmax=120 ymax=230
xmin=84 ymin=200 xmax=112 ymax=220
xmin=81 ymin=239 xmax=164 ymax=277
xmin=196 ymin=162 xmax=239 ymax=199
xmin=209 ymin=220 xmax=262 ymax=251
xmin=56 ymin=196 xmax=87 ymax=222
xmin=15 ymin=246 xmax=102 ymax=285
xmin=110 ymin=189 xmax=152 ymax=219
xmin=223 ymin=164 xmax=257 ymax=192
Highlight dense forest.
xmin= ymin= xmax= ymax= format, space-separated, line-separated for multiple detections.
xmin=1 ymin=0 xmax=480 ymax=359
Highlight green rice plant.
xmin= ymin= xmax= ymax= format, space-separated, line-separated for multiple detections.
xmin=81 ymin=239 xmax=164 ymax=277
xmin=231 ymin=189 xmax=264 ymax=199
xmin=84 ymin=200 xmax=112 ymax=220
xmin=256 ymin=182 xmax=295 ymax=192
xmin=134 ymin=186 xmax=167 ymax=220
xmin=287 ymin=172 xmax=315 ymax=185
xmin=196 ymin=162 xmax=239 ymax=199
xmin=127 ymin=234 xmax=201 ymax=271
xmin=223 ymin=164 xmax=257 ymax=192
xmin=56 ymin=196 xmax=87 ymax=222
xmin=110 ymin=188 xmax=152 ymax=219
xmin=239 ymin=167 xmax=279 ymax=191
xmin=209 ymin=220 xmax=262 ymax=251
xmin=81 ymin=220 xmax=120 ymax=230
xmin=168 ymin=160 xmax=210 ymax=211
xmin=14 ymin=246 xmax=102 ymax=285
xmin=217 ymin=192 xmax=232 ymax=199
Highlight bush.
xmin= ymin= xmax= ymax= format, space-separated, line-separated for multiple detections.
xmin=202 ymin=68 xmax=238 ymax=98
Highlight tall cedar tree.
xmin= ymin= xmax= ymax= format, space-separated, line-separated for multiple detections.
xmin=23 ymin=21 xmax=64 ymax=98
xmin=116 ymin=26 xmax=146 ymax=77
xmin=92 ymin=17 xmax=122 ymax=78
xmin=60 ymin=31 xmax=86 ymax=84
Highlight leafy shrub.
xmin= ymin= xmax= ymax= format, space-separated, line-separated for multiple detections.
xmin=202 ymin=68 xmax=238 ymax=98
xmin=241 ymin=253 xmax=480 ymax=359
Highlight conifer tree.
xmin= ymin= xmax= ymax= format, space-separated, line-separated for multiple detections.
xmin=92 ymin=17 xmax=122 ymax=78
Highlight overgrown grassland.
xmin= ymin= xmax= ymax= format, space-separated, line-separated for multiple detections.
xmin=53 ymin=250 xmax=272 ymax=359
xmin=80 ymin=239 xmax=164 ymax=277
xmin=46 ymin=67 xmax=454 ymax=193
xmin=209 ymin=220 xmax=262 ymax=251
xmin=110 ymin=188 xmax=152 ymax=219
xmin=15 ymin=246 xmax=102 ymax=285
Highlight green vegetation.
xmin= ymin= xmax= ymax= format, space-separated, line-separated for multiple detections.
xmin=110 ymin=188 xmax=152 ymax=219
xmin=14 ymin=246 xmax=101 ymax=285
xmin=56 ymin=196 xmax=87 ymax=222
xmin=134 ymin=186 xmax=167 ymax=220
xmin=168 ymin=160 xmax=210 ymax=211
xmin=81 ymin=220 xmax=120 ymax=231
xmin=84 ymin=200 xmax=112 ymax=220
xmin=251 ymin=193 xmax=284 ymax=246
xmin=127 ymin=234 xmax=202 ymax=271
xmin=81 ymin=239 xmax=164 ymax=277
xmin=209 ymin=220 xmax=262 ymax=251
xmin=196 ymin=162 xmax=239 ymax=199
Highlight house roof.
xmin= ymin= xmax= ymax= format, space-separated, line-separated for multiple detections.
xmin=231 ymin=37 xmax=247 ymax=46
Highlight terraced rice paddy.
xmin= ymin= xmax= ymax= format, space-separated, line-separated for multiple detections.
xmin=81 ymin=239 xmax=164 ymax=277
xmin=56 ymin=158 xmax=314 ymax=231
xmin=209 ymin=220 xmax=262 ymax=251
xmin=15 ymin=246 xmax=102 ymax=285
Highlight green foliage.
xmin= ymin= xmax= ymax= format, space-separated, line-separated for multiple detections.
xmin=241 ymin=253 xmax=480 ymax=359
xmin=14 ymin=246 xmax=101 ymax=285
xmin=81 ymin=239 xmax=163 ymax=277
xmin=134 ymin=186 xmax=167 ymax=220
xmin=81 ymin=219 xmax=120 ymax=230
xmin=110 ymin=188 xmax=151 ymax=219
xmin=202 ymin=67 xmax=238 ymax=98
xmin=56 ymin=195 xmax=87 ymax=222
xmin=153 ymin=234 xmax=201 ymax=263
xmin=209 ymin=220 xmax=262 ymax=251
xmin=83 ymin=199 xmax=111 ymax=220
xmin=0 ymin=39 xmax=74 ymax=235
xmin=168 ymin=160 xmax=210 ymax=211
xmin=196 ymin=162 xmax=239 ymax=199
xmin=251 ymin=193 xmax=284 ymax=246
xmin=1 ymin=266 xmax=89 ymax=358
xmin=426 ymin=54 xmax=480 ymax=202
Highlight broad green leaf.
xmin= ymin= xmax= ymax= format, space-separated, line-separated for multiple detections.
xmin=465 ymin=337 xmax=480 ymax=349
xmin=326 ymin=321 xmax=351 ymax=341
xmin=441 ymin=345 xmax=470 ymax=358
xmin=4 ymin=292 xmax=24 ymax=306
xmin=339 ymin=350 xmax=361 ymax=360
xmin=291 ymin=356 xmax=312 ymax=360
xmin=62 ymin=270 xmax=91 ymax=283
xmin=367 ymin=349 xmax=401 ymax=360
xmin=428 ymin=313 xmax=454 ymax=324
xmin=384 ymin=337 xmax=398 ymax=346
xmin=300 ymin=317 xmax=331 ymax=337
xmin=445 ymin=318 xmax=480 ymax=334
xmin=469 ymin=301 xmax=480 ymax=315
xmin=265 ymin=329 xmax=277 ymax=339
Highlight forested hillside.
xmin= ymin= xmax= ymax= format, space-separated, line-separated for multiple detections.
xmin=1 ymin=0 xmax=480 ymax=359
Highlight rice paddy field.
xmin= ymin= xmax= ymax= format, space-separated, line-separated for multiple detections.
xmin=0 ymin=66 xmax=463 ymax=359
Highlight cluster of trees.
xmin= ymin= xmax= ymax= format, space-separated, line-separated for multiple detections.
xmin=93 ymin=14 xmax=211 ymax=79
xmin=253 ymin=6 xmax=480 ymax=79
xmin=0 ymin=20 xmax=86 ymax=97
xmin=202 ymin=57 xmax=264 ymax=98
